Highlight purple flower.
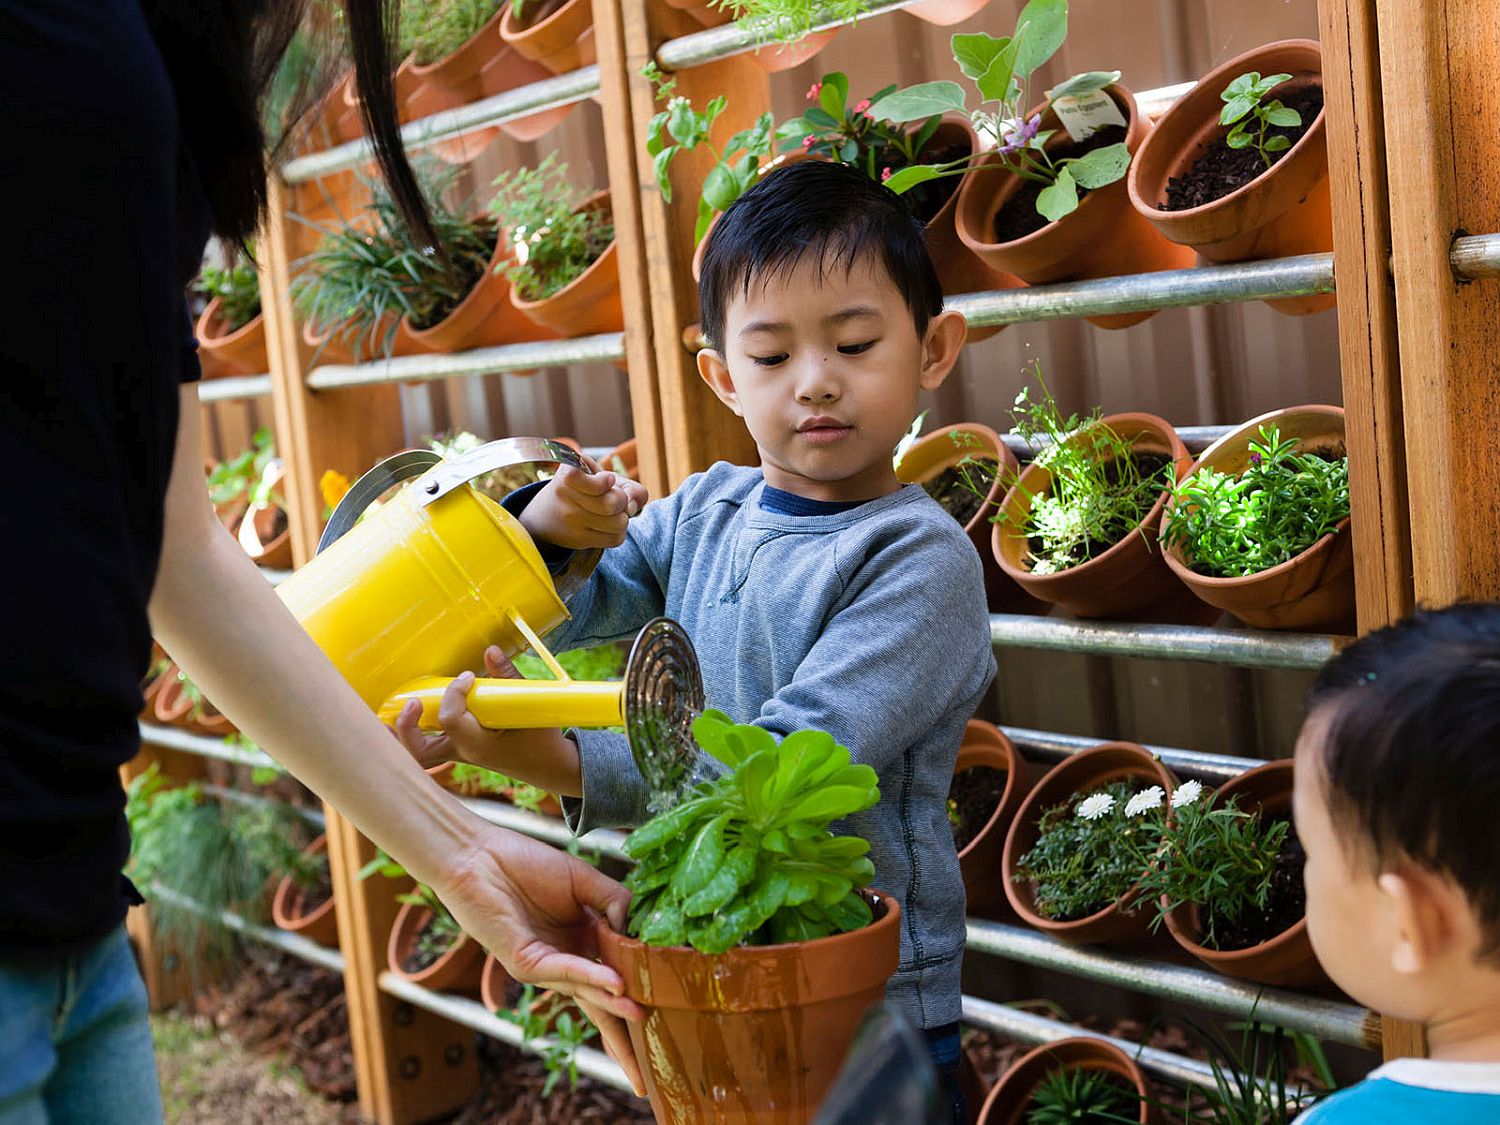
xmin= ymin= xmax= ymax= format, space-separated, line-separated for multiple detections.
xmin=1000 ymin=113 xmax=1042 ymax=156
xmin=1249 ymin=451 xmax=1263 ymax=466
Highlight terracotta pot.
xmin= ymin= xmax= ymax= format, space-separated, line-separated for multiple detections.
xmin=195 ymin=298 xmax=267 ymax=378
xmin=601 ymin=438 xmax=638 ymax=480
xmin=896 ymin=423 xmax=1046 ymax=615
xmin=509 ymin=191 xmax=623 ymax=338
xmin=271 ymin=836 xmax=340 ymax=948
xmin=1162 ymin=405 xmax=1353 ymax=632
xmin=139 ymin=645 xmax=172 ymax=722
xmin=1163 ymin=759 xmax=1326 ymax=987
xmin=500 ymin=0 xmax=596 ymax=76
xmin=387 ymin=900 xmax=486 ymax=995
xmin=1001 ymin=742 xmax=1177 ymax=944
xmin=1127 ymin=40 xmax=1333 ymax=315
xmin=237 ymin=462 xmax=294 ymax=569
xmin=663 ymin=0 xmax=734 ymax=27
xmin=952 ymin=720 xmax=1032 ymax=919
xmin=343 ymin=56 xmax=426 ymax=125
xmin=903 ymin=0 xmax=992 ymax=25
xmin=480 ymin=953 xmax=516 ymax=1012
xmin=302 ymin=320 xmax=354 ymax=366
xmin=954 ymin=85 xmax=1195 ymax=329
xmin=743 ymin=29 xmax=839 ymax=73
xmin=597 ymin=891 xmax=902 ymax=1124
xmin=302 ymin=313 xmax=429 ymax=365
xmin=152 ymin=668 xmax=235 ymax=737
xmin=977 ymin=1037 xmax=1155 ymax=1124
xmin=990 ymin=413 xmax=1207 ymax=621
xmin=401 ymin=225 xmax=561 ymax=354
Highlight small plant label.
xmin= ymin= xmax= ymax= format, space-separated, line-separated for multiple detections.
xmin=1052 ymin=91 xmax=1127 ymax=141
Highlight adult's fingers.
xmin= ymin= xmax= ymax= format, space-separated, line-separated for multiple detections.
xmin=575 ymin=998 xmax=646 ymax=1097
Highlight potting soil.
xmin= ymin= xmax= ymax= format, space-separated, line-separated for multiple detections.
xmin=948 ymin=764 xmax=1006 ymax=853
xmin=922 ymin=461 xmax=995 ymax=527
xmin=992 ymin=125 xmax=1129 ymax=243
xmin=1161 ymin=87 xmax=1324 ymax=212
xmin=1204 ymin=823 xmax=1307 ymax=951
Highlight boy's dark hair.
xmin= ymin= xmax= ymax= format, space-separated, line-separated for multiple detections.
xmin=697 ymin=160 xmax=944 ymax=352
xmin=1306 ymin=603 xmax=1500 ymax=961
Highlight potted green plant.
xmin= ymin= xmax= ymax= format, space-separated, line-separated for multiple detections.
xmin=948 ymin=720 xmax=1032 ymax=919
xmin=869 ymin=0 xmax=1193 ymax=328
xmin=1127 ymin=41 xmax=1332 ymax=315
xmin=895 ymin=418 xmax=1046 ymax=614
xmin=708 ymin=0 xmax=845 ymax=71
xmin=236 ymin=456 xmax=294 ymax=569
xmin=500 ymin=0 xmax=595 ymax=76
xmin=596 ymin=711 xmax=900 ymax=1123
xmin=193 ymin=255 xmax=266 ymax=377
xmin=977 ymin=1037 xmax=1152 ymax=1124
xmin=491 ymin=979 xmax=599 ymax=1095
xmin=270 ymin=834 xmax=340 ymax=948
xmin=1161 ymin=407 xmax=1353 ymax=632
xmin=205 ymin=427 xmax=275 ymax=531
xmin=988 ymin=377 xmax=1204 ymax=621
xmin=362 ymin=851 xmax=486 ymax=994
xmin=1001 ymin=741 xmax=1176 ymax=944
xmin=491 ymin=156 xmax=623 ymax=339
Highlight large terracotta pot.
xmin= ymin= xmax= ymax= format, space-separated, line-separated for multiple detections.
xmin=955 ymin=85 xmax=1195 ymax=329
xmin=509 ymin=191 xmax=624 ymax=337
xmin=195 ymin=298 xmax=267 ymax=378
xmin=977 ymin=1037 xmax=1155 ymax=1124
xmin=387 ymin=900 xmax=486 ymax=995
xmin=990 ymin=414 xmax=1207 ymax=621
xmin=744 ymin=30 xmax=839 ymax=73
xmin=1163 ymin=760 xmax=1325 ymax=987
xmin=1163 ymin=405 xmax=1353 ymax=632
xmin=271 ymin=835 xmax=340 ymax=948
xmin=903 ymin=0 xmax=991 ymax=24
xmin=897 ymin=423 xmax=1046 ymax=615
xmin=597 ymin=891 xmax=901 ymax=1124
xmin=952 ymin=721 xmax=1032 ymax=919
xmin=401 ymin=225 xmax=561 ymax=354
xmin=1127 ymin=40 xmax=1332 ymax=315
xmin=1001 ymin=742 xmax=1177 ymax=945
xmin=500 ymin=0 xmax=596 ymax=75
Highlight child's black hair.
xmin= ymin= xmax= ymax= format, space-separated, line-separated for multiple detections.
xmin=697 ymin=160 xmax=944 ymax=352
xmin=1306 ymin=603 xmax=1500 ymax=960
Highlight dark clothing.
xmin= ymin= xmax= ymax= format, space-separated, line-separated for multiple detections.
xmin=0 ymin=0 xmax=208 ymax=957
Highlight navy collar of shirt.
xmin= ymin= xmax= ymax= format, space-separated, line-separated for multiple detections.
xmin=758 ymin=485 xmax=873 ymax=517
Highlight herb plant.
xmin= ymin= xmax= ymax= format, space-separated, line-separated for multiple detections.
xmin=868 ymin=0 xmax=1130 ymax=222
xmin=489 ymin=154 xmax=615 ymax=302
xmin=995 ymin=375 xmax=1173 ymax=575
xmin=398 ymin=0 xmax=502 ymax=65
xmin=1161 ymin=425 xmax=1349 ymax=579
xmin=497 ymin=984 xmax=599 ymax=1096
xmin=1026 ymin=1065 xmax=1142 ymax=1125
xmin=1220 ymin=72 xmax=1303 ymax=171
xmin=397 ymin=883 xmax=465 ymax=965
xmin=207 ymin=427 xmax=276 ymax=508
xmin=711 ymin=0 xmax=871 ymax=47
xmin=194 ymin=256 xmax=262 ymax=331
xmin=776 ymin=72 xmax=943 ymax=184
xmin=623 ymin=710 xmax=880 ymax=954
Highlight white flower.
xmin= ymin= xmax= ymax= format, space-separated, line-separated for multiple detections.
xmin=1075 ymin=792 xmax=1115 ymax=821
xmin=1125 ymin=787 xmax=1164 ymax=817
xmin=1171 ymin=780 xmax=1204 ymax=809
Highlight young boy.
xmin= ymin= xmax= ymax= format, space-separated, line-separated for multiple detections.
xmin=1292 ymin=603 xmax=1500 ymax=1122
xmin=395 ymin=160 xmax=994 ymax=1115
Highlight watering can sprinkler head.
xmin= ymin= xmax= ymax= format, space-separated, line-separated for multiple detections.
xmin=282 ymin=437 xmax=716 ymax=809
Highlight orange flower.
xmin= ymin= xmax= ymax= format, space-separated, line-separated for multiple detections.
xmin=320 ymin=469 xmax=351 ymax=512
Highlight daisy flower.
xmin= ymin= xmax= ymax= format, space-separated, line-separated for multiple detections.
xmin=1125 ymin=786 xmax=1164 ymax=818
xmin=1075 ymin=792 xmax=1115 ymax=821
xmin=1171 ymin=780 xmax=1204 ymax=808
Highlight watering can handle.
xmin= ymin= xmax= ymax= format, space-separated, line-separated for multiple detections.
xmin=316 ymin=437 xmax=601 ymax=601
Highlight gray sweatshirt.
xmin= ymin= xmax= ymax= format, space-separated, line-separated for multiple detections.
xmin=530 ymin=462 xmax=996 ymax=1029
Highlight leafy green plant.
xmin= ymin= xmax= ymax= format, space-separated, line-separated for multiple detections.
xmin=1161 ymin=425 xmax=1349 ymax=579
xmin=711 ymin=0 xmax=871 ymax=47
xmin=867 ymin=0 xmax=1130 ymax=222
xmin=398 ymin=0 xmax=502 ymax=65
xmin=1179 ymin=1015 xmax=1332 ymax=1124
xmin=497 ymin=984 xmax=599 ymax=1096
xmin=623 ymin=711 xmax=880 ymax=954
xmin=397 ymin=883 xmax=465 ymax=966
xmin=1013 ymin=780 xmax=1162 ymax=921
xmin=193 ymin=257 xmax=262 ymax=331
xmin=994 ymin=373 xmax=1173 ymax=575
xmin=642 ymin=63 xmax=774 ymax=245
xmin=206 ymin=427 xmax=276 ymax=508
xmin=1027 ymin=1065 xmax=1142 ymax=1125
xmin=1220 ymin=72 xmax=1303 ymax=171
xmin=489 ymin=154 xmax=615 ymax=302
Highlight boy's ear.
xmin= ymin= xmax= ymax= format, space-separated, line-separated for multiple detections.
xmin=919 ymin=310 xmax=967 ymax=393
xmin=1379 ymin=865 xmax=1458 ymax=976
xmin=697 ymin=347 xmax=742 ymax=416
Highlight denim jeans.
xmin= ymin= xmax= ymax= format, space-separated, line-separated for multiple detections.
xmin=925 ymin=1021 xmax=966 ymax=1124
xmin=0 ymin=925 xmax=163 ymax=1124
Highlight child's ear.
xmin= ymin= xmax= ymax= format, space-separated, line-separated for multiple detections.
xmin=1379 ymin=865 xmax=1457 ymax=976
xmin=918 ymin=310 xmax=967 ymax=393
xmin=697 ymin=347 xmax=742 ymax=416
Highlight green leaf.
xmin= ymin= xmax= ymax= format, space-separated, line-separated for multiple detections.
xmin=623 ymin=795 xmax=711 ymax=857
xmin=652 ymin=147 xmax=676 ymax=202
xmin=975 ymin=34 xmax=1022 ymax=104
xmin=776 ymin=116 xmax=813 ymax=149
xmin=692 ymin=709 xmax=739 ymax=767
xmin=644 ymin=110 xmax=668 ymax=157
xmin=803 ymin=106 xmax=840 ymax=130
xmin=1064 ymin=142 xmax=1130 ymax=189
xmin=866 ymin=82 xmax=967 ymax=124
xmin=670 ymin=814 xmax=729 ymax=896
xmin=824 ymin=890 xmax=874 ymax=933
xmin=1265 ymin=104 xmax=1303 ymax=128
xmin=638 ymin=902 xmax=686 ymax=946
xmin=952 ymin=33 xmax=1008 ymax=81
xmin=1225 ymin=129 xmax=1253 ymax=150
xmin=1034 ymin=166 xmax=1079 ymax=222
xmin=700 ymin=162 xmax=741 ymax=214
xmin=1046 ymin=69 xmax=1119 ymax=101
xmin=782 ymin=785 xmax=878 ymax=824
xmin=683 ymin=843 xmax=757 ymax=917
xmin=667 ymin=98 xmax=699 ymax=145
xmin=839 ymin=138 xmax=859 ymax=164
xmin=1219 ymin=96 xmax=1256 ymax=126
xmin=1221 ymin=72 xmax=1260 ymax=100
xmin=1264 ymin=135 xmax=1292 ymax=153
xmin=819 ymin=72 xmax=849 ymax=121
xmin=882 ymin=165 xmax=944 ymax=195
xmin=1013 ymin=0 xmax=1067 ymax=81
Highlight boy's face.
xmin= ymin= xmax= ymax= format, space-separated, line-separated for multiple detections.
xmin=697 ymin=252 xmax=964 ymax=503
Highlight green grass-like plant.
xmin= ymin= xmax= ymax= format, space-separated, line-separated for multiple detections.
xmin=1161 ymin=425 xmax=1349 ymax=579
xmin=624 ymin=710 xmax=881 ymax=954
xmin=398 ymin=0 xmax=503 ymax=64
xmin=488 ymin=154 xmax=615 ymax=302
xmin=1026 ymin=1065 xmax=1142 ymax=1125
xmin=194 ymin=258 xmax=262 ymax=331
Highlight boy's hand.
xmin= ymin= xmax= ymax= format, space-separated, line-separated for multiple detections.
xmin=390 ymin=648 xmax=520 ymax=771
xmin=519 ymin=462 xmax=649 ymax=550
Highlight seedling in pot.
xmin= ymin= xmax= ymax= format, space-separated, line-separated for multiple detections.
xmin=206 ymin=427 xmax=276 ymax=509
xmin=1220 ymin=72 xmax=1302 ymax=172
xmin=1026 ymin=1064 xmax=1143 ymax=1124
xmin=496 ymin=983 xmax=599 ymax=1096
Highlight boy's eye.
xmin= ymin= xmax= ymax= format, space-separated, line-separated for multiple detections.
xmin=751 ymin=353 xmax=788 ymax=367
xmin=838 ymin=341 xmax=877 ymax=355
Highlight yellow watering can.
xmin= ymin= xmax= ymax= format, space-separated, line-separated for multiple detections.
xmin=275 ymin=437 xmax=712 ymax=804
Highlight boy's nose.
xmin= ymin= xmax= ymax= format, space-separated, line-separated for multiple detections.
xmin=794 ymin=353 xmax=841 ymax=404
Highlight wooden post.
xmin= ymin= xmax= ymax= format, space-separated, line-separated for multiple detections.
xmin=260 ymin=176 xmax=479 ymax=1122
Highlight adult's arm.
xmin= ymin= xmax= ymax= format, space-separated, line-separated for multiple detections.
xmin=148 ymin=387 xmax=644 ymax=1087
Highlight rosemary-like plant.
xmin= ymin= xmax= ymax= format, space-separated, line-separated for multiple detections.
xmin=398 ymin=0 xmax=502 ymax=64
xmin=1026 ymin=1065 xmax=1142 ymax=1125
xmin=489 ymin=155 xmax=615 ymax=302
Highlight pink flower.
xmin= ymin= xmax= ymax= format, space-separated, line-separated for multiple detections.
xmin=803 ymin=134 xmax=816 ymax=148
xmin=854 ymin=98 xmax=871 ymax=114
xmin=881 ymin=167 xmax=893 ymax=182
xmin=807 ymin=82 xmax=822 ymax=101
